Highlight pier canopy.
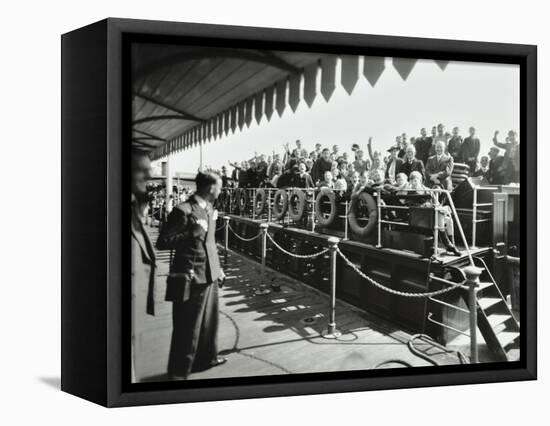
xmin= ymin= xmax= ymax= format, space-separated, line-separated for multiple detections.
xmin=131 ymin=43 xmax=449 ymax=160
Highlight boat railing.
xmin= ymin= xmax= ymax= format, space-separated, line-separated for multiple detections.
xmin=375 ymin=188 xmax=474 ymax=265
xmin=218 ymin=186 xmax=474 ymax=265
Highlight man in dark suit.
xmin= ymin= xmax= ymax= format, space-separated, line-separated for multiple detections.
xmin=447 ymin=126 xmax=463 ymax=162
xmin=398 ymin=144 xmax=425 ymax=181
xmin=385 ymin=145 xmax=404 ymax=183
xmin=415 ymin=127 xmax=432 ymax=166
xmin=157 ymin=171 xmax=226 ymax=380
xmin=487 ymin=147 xmax=506 ymax=185
xmin=131 ymin=151 xmax=156 ymax=382
xmin=425 ymin=140 xmax=454 ymax=191
xmin=460 ymin=126 xmax=480 ymax=175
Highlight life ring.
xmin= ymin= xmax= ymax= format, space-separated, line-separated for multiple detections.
xmin=239 ymin=188 xmax=249 ymax=213
xmin=348 ymin=191 xmax=378 ymax=237
xmin=254 ymin=189 xmax=267 ymax=216
xmin=288 ymin=189 xmax=306 ymax=221
xmin=315 ymin=188 xmax=338 ymax=227
xmin=272 ymin=189 xmax=289 ymax=220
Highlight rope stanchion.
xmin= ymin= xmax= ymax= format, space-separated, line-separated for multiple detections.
xmin=321 ymin=237 xmax=342 ymax=339
xmin=265 ymin=232 xmax=329 ymax=259
xmin=228 ymin=224 xmax=262 ymax=242
xmin=335 ymin=247 xmax=465 ymax=298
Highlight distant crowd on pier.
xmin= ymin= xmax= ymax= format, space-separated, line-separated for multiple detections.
xmin=202 ymin=125 xmax=519 ymax=194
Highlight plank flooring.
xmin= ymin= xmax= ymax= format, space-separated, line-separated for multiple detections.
xmin=134 ymin=224 xmax=464 ymax=383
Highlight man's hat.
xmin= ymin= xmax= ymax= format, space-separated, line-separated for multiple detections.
xmin=387 ymin=144 xmax=400 ymax=152
xmin=489 ymin=147 xmax=500 ymax=154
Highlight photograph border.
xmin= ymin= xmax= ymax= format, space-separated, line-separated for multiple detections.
xmin=61 ymin=17 xmax=537 ymax=407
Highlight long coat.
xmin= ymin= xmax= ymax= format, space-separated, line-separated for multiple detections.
xmin=131 ymin=204 xmax=157 ymax=316
xmin=131 ymin=201 xmax=157 ymax=381
xmin=156 ymin=195 xmax=223 ymax=377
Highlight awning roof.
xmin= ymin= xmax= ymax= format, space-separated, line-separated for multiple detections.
xmin=131 ymin=44 xmax=448 ymax=160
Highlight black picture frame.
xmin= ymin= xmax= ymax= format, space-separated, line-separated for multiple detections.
xmin=61 ymin=17 xmax=537 ymax=407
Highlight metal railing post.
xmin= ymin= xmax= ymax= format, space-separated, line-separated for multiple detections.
xmin=463 ymin=265 xmax=482 ymax=363
xmin=472 ymin=186 xmax=478 ymax=248
xmin=223 ymin=216 xmax=230 ymax=265
xmin=433 ymin=192 xmax=440 ymax=256
xmin=252 ymin=189 xmax=256 ymax=221
xmin=311 ymin=189 xmax=316 ymax=232
xmin=260 ymin=223 xmax=268 ymax=276
xmin=344 ymin=201 xmax=349 ymax=240
xmin=376 ymin=192 xmax=382 ymax=248
xmin=322 ymin=237 xmax=342 ymax=339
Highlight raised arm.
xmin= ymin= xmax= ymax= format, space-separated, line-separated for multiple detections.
xmin=367 ymin=137 xmax=374 ymax=161
xmin=493 ymin=131 xmax=507 ymax=149
xmin=156 ymin=207 xmax=203 ymax=250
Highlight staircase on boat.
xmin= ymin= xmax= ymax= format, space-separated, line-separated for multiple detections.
xmin=467 ymin=256 xmax=520 ymax=361
xmin=428 ymin=256 xmax=520 ymax=362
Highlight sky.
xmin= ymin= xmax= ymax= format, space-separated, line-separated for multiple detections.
xmin=152 ymin=56 xmax=519 ymax=174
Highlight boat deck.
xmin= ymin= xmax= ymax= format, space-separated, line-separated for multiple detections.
xmin=136 ymin=224 xmax=468 ymax=383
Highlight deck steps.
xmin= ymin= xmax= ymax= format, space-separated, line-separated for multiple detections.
xmin=472 ymin=257 xmax=520 ymax=362
xmin=428 ymin=256 xmax=520 ymax=363
xmin=487 ymin=314 xmax=512 ymax=328
xmin=478 ymin=297 xmax=502 ymax=310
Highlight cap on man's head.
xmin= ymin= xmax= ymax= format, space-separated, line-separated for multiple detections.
xmin=387 ymin=144 xmax=400 ymax=153
xmin=489 ymin=147 xmax=500 ymax=154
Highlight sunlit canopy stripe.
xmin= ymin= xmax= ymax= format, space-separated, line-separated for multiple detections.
xmin=130 ymin=44 xmax=449 ymax=160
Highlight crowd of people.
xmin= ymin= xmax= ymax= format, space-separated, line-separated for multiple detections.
xmin=203 ymin=124 xmax=519 ymax=195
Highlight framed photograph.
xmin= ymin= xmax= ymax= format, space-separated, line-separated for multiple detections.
xmin=61 ymin=18 xmax=536 ymax=407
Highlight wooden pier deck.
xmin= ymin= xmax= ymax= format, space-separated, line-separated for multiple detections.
xmin=134 ymin=224 xmax=464 ymax=383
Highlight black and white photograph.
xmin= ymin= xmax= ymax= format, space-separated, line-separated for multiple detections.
xmin=130 ymin=42 xmax=523 ymax=383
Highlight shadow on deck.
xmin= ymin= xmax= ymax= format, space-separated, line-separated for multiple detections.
xmin=136 ymin=225 xmax=463 ymax=383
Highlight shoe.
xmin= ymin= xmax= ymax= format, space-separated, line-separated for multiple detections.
xmin=168 ymin=374 xmax=188 ymax=381
xmin=210 ymin=356 xmax=228 ymax=367
xmin=446 ymin=245 xmax=461 ymax=256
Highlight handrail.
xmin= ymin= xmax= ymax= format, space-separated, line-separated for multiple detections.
xmin=220 ymin=186 xmax=476 ymax=266
xmin=428 ymin=296 xmax=470 ymax=313
xmin=427 ymin=313 xmax=471 ymax=337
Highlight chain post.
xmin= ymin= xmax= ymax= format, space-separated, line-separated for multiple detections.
xmin=223 ymin=216 xmax=230 ymax=265
xmin=463 ymin=265 xmax=482 ymax=363
xmin=322 ymin=237 xmax=342 ymax=339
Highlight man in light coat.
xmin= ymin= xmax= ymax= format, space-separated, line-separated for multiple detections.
xmin=131 ymin=151 xmax=156 ymax=382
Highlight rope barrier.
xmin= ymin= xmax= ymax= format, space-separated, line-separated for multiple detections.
xmin=266 ymin=232 xmax=329 ymax=259
xmin=228 ymin=224 xmax=262 ymax=242
xmin=216 ymin=223 xmax=226 ymax=232
xmin=335 ymin=247 xmax=465 ymax=298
